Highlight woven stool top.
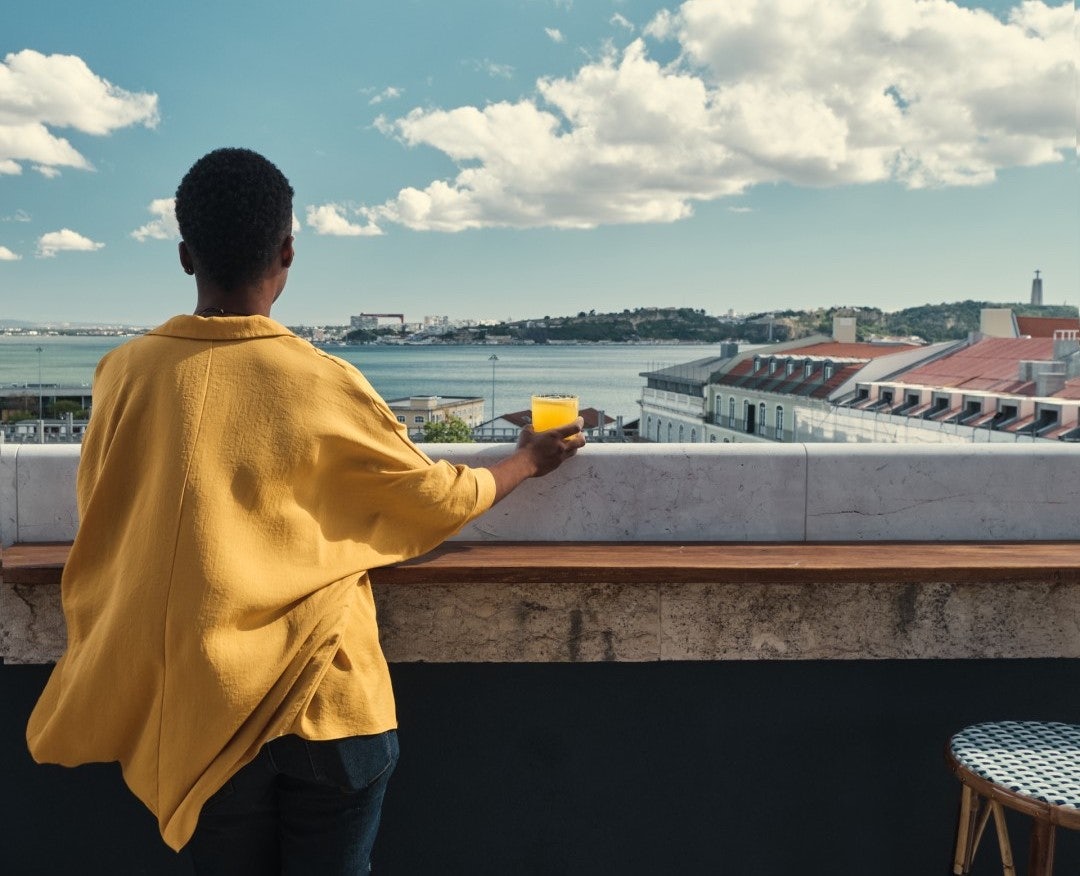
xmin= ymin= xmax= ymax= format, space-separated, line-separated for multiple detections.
xmin=950 ymin=721 xmax=1080 ymax=813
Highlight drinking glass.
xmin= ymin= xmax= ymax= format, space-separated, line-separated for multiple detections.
xmin=530 ymin=394 xmax=579 ymax=431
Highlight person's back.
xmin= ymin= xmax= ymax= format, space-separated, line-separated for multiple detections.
xmin=26 ymin=147 xmax=585 ymax=873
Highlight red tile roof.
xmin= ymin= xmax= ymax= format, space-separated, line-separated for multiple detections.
xmin=715 ymin=357 xmax=864 ymax=398
xmin=1054 ymin=378 xmax=1080 ymax=400
xmin=1016 ymin=316 xmax=1080 ymax=338
xmin=794 ymin=342 xmax=913 ymax=360
xmin=894 ymin=338 xmax=1055 ymax=394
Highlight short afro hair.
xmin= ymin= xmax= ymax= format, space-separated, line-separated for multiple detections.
xmin=175 ymin=148 xmax=294 ymax=290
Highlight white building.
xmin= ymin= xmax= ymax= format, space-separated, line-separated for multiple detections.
xmin=385 ymin=396 xmax=485 ymax=439
xmin=707 ymin=335 xmax=952 ymax=444
xmin=643 ymin=310 xmax=1080 ymax=445
xmin=638 ymin=347 xmax=739 ymax=444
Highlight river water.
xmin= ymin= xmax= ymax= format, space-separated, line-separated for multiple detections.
xmin=0 ymin=335 xmax=734 ymax=422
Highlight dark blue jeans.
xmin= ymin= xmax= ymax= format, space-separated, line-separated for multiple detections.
xmin=188 ymin=730 xmax=399 ymax=875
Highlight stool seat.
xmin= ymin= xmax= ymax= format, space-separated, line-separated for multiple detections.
xmin=947 ymin=721 xmax=1080 ymax=876
xmin=951 ymin=722 xmax=1080 ymax=817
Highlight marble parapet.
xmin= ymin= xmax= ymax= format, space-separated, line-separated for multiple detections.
xmin=3 ymin=442 xmax=1079 ymax=664
xmin=5 ymin=442 xmax=1080 ymax=545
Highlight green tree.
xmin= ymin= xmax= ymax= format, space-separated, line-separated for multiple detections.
xmin=422 ymin=415 xmax=474 ymax=443
xmin=48 ymin=400 xmax=88 ymax=418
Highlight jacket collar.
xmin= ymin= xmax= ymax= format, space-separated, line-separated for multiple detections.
xmin=148 ymin=314 xmax=295 ymax=341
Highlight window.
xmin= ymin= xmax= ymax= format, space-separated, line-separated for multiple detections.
xmin=667 ymin=422 xmax=673 ymax=442
xmin=1033 ymin=407 xmax=1060 ymax=435
xmin=744 ymin=400 xmax=755 ymax=434
xmin=710 ymin=435 xmax=717 ymax=443
xmin=396 ymin=415 xmax=406 ymax=423
xmin=758 ymin=402 xmax=766 ymax=434
xmin=785 ymin=360 xmax=795 ymax=376
xmin=775 ymin=406 xmax=784 ymax=438
xmin=414 ymin=415 xmax=425 ymax=423
xmin=804 ymin=360 xmax=813 ymax=378
xmin=691 ymin=429 xmax=697 ymax=443
xmin=823 ymin=362 xmax=834 ymax=380
xmin=960 ymin=400 xmax=982 ymax=423
xmin=768 ymin=359 xmax=777 ymax=375
xmin=990 ymin=403 xmax=1017 ymax=429
xmin=678 ymin=425 xmax=685 ymax=442
xmin=728 ymin=397 xmax=735 ymax=428
xmin=753 ymin=357 xmax=762 ymax=372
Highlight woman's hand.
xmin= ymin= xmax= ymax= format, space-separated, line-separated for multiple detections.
xmin=487 ymin=417 xmax=586 ymax=502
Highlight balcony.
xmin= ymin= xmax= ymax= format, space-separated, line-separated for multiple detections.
xmin=3 ymin=442 xmax=1080 ymax=872
xmin=640 ymin=386 xmax=706 ymax=418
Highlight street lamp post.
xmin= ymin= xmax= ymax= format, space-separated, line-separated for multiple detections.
xmin=488 ymin=354 xmax=499 ymax=441
xmin=35 ymin=346 xmax=43 ymax=443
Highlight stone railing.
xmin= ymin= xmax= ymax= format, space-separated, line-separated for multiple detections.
xmin=3 ymin=442 xmax=1079 ymax=664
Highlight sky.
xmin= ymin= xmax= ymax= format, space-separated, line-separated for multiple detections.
xmin=1 ymin=0 xmax=1076 ymax=326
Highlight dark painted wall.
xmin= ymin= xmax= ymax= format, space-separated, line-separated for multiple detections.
xmin=5 ymin=660 xmax=1079 ymax=875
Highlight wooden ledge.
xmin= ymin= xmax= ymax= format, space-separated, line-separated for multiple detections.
xmin=4 ymin=540 xmax=1080 ymax=586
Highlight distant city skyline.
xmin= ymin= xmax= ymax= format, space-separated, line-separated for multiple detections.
xmin=2 ymin=0 xmax=1075 ymax=326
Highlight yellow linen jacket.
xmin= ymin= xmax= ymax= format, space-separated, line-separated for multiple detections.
xmin=26 ymin=315 xmax=495 ymax=850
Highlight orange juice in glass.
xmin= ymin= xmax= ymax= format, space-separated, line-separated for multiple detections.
xmin=531 ymin=394 xmax=579 ymax=432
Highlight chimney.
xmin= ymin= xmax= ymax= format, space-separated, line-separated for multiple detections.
xmin=1031 ymin=269 xmax=1043 ymax=306
xmin=832 ymin=316 xmax=856 ymax=343
xmin=1035 ymin=368 xmax=1066 ymax=397
xmin=1053 ymin=329 xmax=1080 ymax=360
xmin=979 ymin=308 xmax=1019 ymax=338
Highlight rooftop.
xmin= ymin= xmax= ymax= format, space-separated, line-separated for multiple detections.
xmin=894 ymin=337 xmax=1058 ymax=395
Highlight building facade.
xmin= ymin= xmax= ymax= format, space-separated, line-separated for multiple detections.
xmin=385 ymin=395 xmax=485 ymax=439
xmin=640 ymin=311 xmax=1080 ymax=445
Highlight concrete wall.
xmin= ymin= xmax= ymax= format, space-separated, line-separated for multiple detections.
xmin=4 ymin=442 xmax=1080 ymax=666
xmin=7 ymin=442 xmax=1077 ymax=546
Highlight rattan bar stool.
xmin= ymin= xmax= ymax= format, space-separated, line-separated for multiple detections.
xmin=946 ymin=721 xmax=1080 ymax=876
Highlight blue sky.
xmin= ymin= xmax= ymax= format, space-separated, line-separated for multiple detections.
xmin=1 ymin=0 xmax=1075 ymax=326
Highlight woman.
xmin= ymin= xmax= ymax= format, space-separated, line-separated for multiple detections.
xmin=27 ymin=147 xmax=584 ymax=873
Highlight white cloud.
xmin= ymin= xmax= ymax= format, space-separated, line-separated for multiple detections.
xmin=369 ymin=86 xmax=402 ymax=106
xmin=467 ymin=59 xmax=514 ymax=79
xmin=305 ymin=203 xmax=382 ymax=237
xmin=611 ymin=13 xmax=634 ymax=32
xmin=727 ymin=206 xmax=754 ymax=214
xmin=36 ymin=228 xmax=105 ymax=258
xmin=33 ymin=164 xmax=61 ymax=178
xmin=354 ymin=0 xmax=1073 ymax=232
xmin=131 ymin=198 xmax=179 ymax=241
xmin=0 ymin=245 xmax=20 ymax=260
xmin=0 ymin=49 xmax=158 ymax=177
xmin=545 ymin=28 xmax=565 ymax=44
xmin=292 ymin=213 xmax=301 ymax=234
xmin=2 ymin=209 xmax=30 ymax=222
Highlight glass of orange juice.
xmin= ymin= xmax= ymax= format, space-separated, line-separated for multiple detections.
xmin=531 ymin=394 xmax=579 ymax=431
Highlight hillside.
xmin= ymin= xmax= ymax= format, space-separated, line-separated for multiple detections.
xmin=482 ymin=302 xmax=1077 ymax=345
